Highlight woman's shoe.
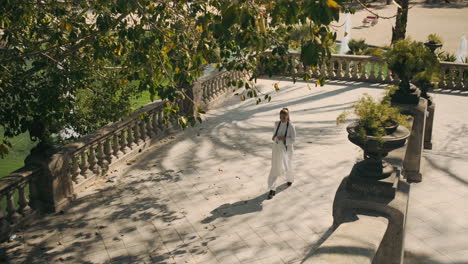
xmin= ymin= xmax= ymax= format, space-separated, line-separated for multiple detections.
xmin=267 ymin=190 xmax=276 ymax=199
xmin=287 ymin=182 xmax=292 ymax=186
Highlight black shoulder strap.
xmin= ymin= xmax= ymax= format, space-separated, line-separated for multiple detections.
xmin=273 ymin=121 xmax=281 ymax=137
xmin=284 ymin=121 xmax=289 ymax=145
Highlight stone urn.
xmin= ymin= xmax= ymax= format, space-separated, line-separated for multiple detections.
xmin=347 ymin=121 xmax=410 ymax=180
xmin=424 ymin=41 xmax=443 ymax=54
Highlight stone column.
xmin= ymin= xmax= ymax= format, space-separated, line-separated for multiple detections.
xmin=394 ymin=98 xmax=428 ymax=183
xmin=25 ymin=144 xmax=74 ymax=213
xmin=424 ymin=100 xmax=435 ymax=150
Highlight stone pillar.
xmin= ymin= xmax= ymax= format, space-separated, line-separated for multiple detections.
xmin=398 ymin=98 xmax=428 ymax=183
xmin=25 ymin=144 xmax=74 ymax=213
xmin=180 ymin=81 xmax=203 ymax=117
xmin=424 ymin=100 xmax=435 ymax=150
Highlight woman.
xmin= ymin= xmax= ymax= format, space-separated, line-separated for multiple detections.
xmin=267 ymin=108 xmax=296 ymax=199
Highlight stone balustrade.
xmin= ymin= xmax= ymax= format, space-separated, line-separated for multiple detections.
xmin=290 ymin=53 xmax=398 ymax=84
xmin=0 ymin=169 xmax=40 ymax=240
xmin=263 ymin=52 xmax=468 ymax=91
xmin=439 ymin=61 xmax=468 ymax=90
xmin=0 ymin=69 xmax=247 ymax=241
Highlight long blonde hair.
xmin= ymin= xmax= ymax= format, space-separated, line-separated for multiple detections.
xmin=280 ymin=107 xmax=290 ymax=121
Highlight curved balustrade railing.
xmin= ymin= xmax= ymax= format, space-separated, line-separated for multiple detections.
xmin=439 ymin=61 xmax=468 ymax=90
xmin=263 ymin=52 xmax=467 ymax=90
xmin=0 ymin=69 xmax=247 ymax=241
xmin=290 ymin=53 xmax=398 ymax=84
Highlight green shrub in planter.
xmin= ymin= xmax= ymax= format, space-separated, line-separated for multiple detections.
xmin=337 ymin=92 xmax=409 ymax=140
xmin=386 ymin=39 xmax=439 ymax=103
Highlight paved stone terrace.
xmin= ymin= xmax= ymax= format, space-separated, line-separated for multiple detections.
xmin=1 ymin=79 xmax=468 ymax=264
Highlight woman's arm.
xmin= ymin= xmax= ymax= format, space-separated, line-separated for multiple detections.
xmin=286 ymin=123 xmax=296 ymax=145
xmin=272 ymin=121 xmax=279 ymax=141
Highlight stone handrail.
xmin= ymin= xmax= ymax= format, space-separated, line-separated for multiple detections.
xmin=0 ymin=169 xmax=40 ymax=240
xmin=438 ymin=61 xmax=468 ymax=90
xmin=0 ymin=69 xmax=247 ymax=241
xmin=263 ymin=52 xmax=468 ymax=90
xmin=290 ymin=53 xmax=398 ymax=84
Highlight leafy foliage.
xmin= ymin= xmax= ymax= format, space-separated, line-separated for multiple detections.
xmin=427 ymin=34 xmax=443 ymax=44
xmin=337 ymin=91 xmax=409 ymax=139
xmin=386 ymin=39 xmax=439 ymax=92
xmin=347 ymin=39 xmax=368 ymax=55
xmin=0 ymin=0 xmax=345 ymax=157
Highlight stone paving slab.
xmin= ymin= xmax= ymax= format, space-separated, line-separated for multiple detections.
xmin=1 ymin=79 xmax=468 ymax=264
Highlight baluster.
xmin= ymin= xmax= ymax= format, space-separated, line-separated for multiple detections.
xmin=79 ymin=150 xmax=92 ymax=179
xmin=133 ymin=121 xmax=142 ymax=145
xmin=97 ymin=141 xmax=108 ymax=174
xmin=140 ymin=118 xmax=148 ymax=142
xmin=456 ymin=68 xmax=463 ymax=89
xmin=17 ymin=183 xmax=30 ymax=215
xmin=312 ymin=65 xmax=318 ymax=78
xmin=216 ymin=78 xmax=222 ymax=97
xmin=377 ymin=62 xmax=384 ymax=82
xmin=152 ymin=111 xmax=161 ymax=136
xmin=327 ymin=60 xmax=334 ymax=78
xmin=104 ymin=137 xmax=115 ymax=164
xmin=336 ymin=59 xmax=343 ymax=79
xmin=352 ymin=61 xmax=359 ymax=80
xmin=344 ymin=60 xmax=351 ymax=79
xmin=88 ymin=146 xmax=99 ymax=175
xmin=320 ymin=62 xmax=326 ymax=77
xmin=464 ymin=69 xmax=468 ymax=90
xmin=360 ymin=61 xmax=367 ymax=80
xmin=0 ymin=197 xmax=9 ymax=232
xmin=385 ymin=66 xmax=393 ymax=83
xmin=127 ymin=123 xmax=136 ymax=149
xmin=112 ymin=133 xmax=123 ymax=158
xmin=6 ymin=189 xmax=20 ymax=223
xmin=120 ymin=129 xmax=130 ymax=154
xmin=205 ymin=80 xmax=214 ymax=104
xmin=369 ymin=61 xmax=376 ymax=81
xmin=71 ymin=155 xmax=81 ymax=183
xmin=448 ymin=67 xmax=455 ymax=89
xmin=147 ymin=113 xmax=156 ymax=138
xmin=202 ymin=83 xmax=208 ymax=104
xmin=438 ymin=67 xmax=447 ymax=89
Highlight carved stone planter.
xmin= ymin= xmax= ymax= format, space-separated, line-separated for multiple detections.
xmin=424 ymin=41 xmax=443 ymax=54
xmin=347 ymin=121 xmax=410 ymax=180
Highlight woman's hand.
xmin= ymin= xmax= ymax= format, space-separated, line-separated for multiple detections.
xmin=277 ymin=136 xmax=285 ymax=141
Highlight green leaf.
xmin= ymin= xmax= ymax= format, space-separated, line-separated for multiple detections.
xmin=301 ymin=42 xmax=320 ymax=66
xmin=222 ymin=5 xmax=238 ymax=28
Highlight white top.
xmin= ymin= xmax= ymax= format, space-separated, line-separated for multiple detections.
xmin=273 ymin=121 xmax=296 ymax=146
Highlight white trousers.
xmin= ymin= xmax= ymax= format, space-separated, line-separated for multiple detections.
xmin=267 ymin=142 xmax=294 ymax=191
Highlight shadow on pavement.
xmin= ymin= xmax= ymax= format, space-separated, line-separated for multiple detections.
xmin=201 ymin=183 xmax=290 ymax=224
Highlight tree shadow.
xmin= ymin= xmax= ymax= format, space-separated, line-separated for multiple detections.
xmin=300 ymin=226 xmax=335 ymax=263
xmin=424 ymin=154 xmax=468 ymax=185
xmin=404 ymin=250 xmax=467 ymax=264
xmin=201 ymin=183 xmax=290 ymax=224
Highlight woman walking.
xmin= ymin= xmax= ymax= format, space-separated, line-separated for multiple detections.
xmin=267 ymin=108 xmax=296 ymax=199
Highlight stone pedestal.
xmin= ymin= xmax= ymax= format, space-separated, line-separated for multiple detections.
xmin=25 ymin=144 xmax=74 ymax=213
xmin=424 ymin=100 xmax=435 ymax=150
xmin=332 ymin=175 xmax=410 ymax=264
xmin=393 ymin=97 xmax=428 ymax=183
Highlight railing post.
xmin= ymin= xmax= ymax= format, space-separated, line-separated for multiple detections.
xmin=26 ymin=146 xmax=74 ymax=213
xmin=17 ymin=183 xmax=30 ymax=215
xmin=96 ymin=141 xmax=108 ymax=174
xmin=6 ymin=189 xmax=20 ymax=223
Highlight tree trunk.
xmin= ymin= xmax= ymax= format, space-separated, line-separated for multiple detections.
xmin=391 ymin=0 xmax=409 ymax=44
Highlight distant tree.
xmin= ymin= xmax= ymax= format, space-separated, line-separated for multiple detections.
xmin=391 ymin=0 xmax=409 ymax=43
xmin=0 ymin=0 xmax=346 ymax=157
